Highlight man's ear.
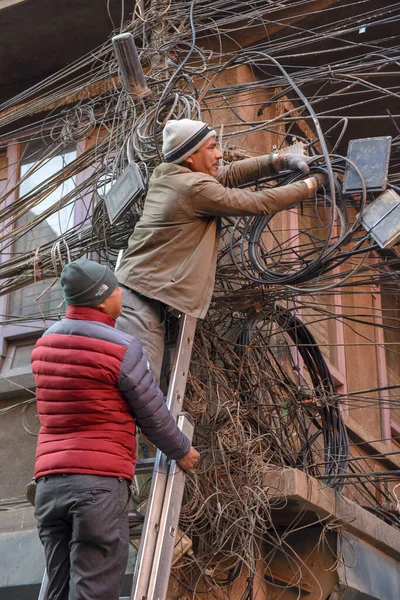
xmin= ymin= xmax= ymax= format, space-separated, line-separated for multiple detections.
xmin=184 ymin=156 xmax=194 ymax=165
xmin=96 ymin=301 xmax=105 ymax=311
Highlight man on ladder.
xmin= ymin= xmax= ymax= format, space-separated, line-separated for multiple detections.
xmin=115 ymin=118 xmax=327 ymax=382
xmin=113 ymin=118 xmax=327 ymax=600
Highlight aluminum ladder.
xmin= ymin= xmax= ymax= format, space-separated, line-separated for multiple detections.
xmin=38 ymin=314 xmax=197 ymax=600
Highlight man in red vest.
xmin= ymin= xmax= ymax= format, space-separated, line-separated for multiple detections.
xmin=32 ymin=258 xmax=199 ymax=600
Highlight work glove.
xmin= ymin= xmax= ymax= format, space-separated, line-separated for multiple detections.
xmin=303 ymin=172 xmax=329 ymax=196
xmin=313 ymin=172 xmax=329 ymax=187
xmin=284 ymin=153 xmax=314 ymax=175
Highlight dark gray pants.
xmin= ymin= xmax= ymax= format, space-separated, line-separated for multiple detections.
xmin=34 ymin=474 xmax=131 ymax=600
xmin=116 ymin=286 xmax=166 ymax=384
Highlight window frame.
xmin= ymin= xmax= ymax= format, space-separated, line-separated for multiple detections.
xmin=373 ymin=282 xmax=400 ymax=442
xmin=0 ymin=136 xmax=91 ymax=396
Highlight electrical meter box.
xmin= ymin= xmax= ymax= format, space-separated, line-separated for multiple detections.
xmin=361 ymin=188 xmax=400 ymax=248
xmin=343 ymin=136 xmax=391 ymax=193
xmin=105 ymin=162 xmax=146 ymax=224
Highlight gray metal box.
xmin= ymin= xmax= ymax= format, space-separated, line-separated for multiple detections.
xmin=361 ymin=188 xmax=400 ymax=248
xmin=343 ymin=136 xmax=391 ymax=193
xmin=104 ymin=163 xmax=145 ymax=224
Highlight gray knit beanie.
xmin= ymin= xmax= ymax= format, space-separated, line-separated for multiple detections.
xmin=60 ymin=258 xmax=118 ymax=307
xmin=162 ymin=119 xmax=216 ymax=164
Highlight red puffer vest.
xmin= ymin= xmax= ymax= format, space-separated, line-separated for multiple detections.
xmin=32 ymin=307 xmax=136 ymax=481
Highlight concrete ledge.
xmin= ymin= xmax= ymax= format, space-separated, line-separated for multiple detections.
xmin=264 ymin=468 xmax=400 ymax=561
xmin=0 ymin=368 xmax=35 ymax=399
xmin=0 ymin=506 xmax=36 ymax=534
xmin=0 ymin=529 xmax=44 ymax=589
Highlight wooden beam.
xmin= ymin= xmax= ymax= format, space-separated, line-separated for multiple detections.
xmin=199 ymin=0 xmax=343 ymax=53
xmin=0 ymin=75 xmax=120 ymax=130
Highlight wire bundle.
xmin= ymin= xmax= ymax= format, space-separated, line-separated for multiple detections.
xmin=0 ymin=1 xmax=399 ymax=597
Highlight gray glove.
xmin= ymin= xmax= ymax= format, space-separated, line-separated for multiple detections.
xmin=284 ymin=153 xmax=313 ymax=175
xmin=313 ymin=172 xmax=329 ymax=187
xmin=303 ymin=172 xmax=329 ymax=196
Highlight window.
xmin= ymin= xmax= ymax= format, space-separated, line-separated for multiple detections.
xmin=8 ymin=140 xmax=76 ymax=319
xmin=1 ymin=339 xmax=35 ymax=373
xmin=0 ymin=140 xmax=78 ymax=395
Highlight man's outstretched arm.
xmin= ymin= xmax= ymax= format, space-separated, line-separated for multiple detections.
xmin=216 ymin=153 xmax=315 ymax=188
xmin=190 ymin=171 xmax=326 ymax=218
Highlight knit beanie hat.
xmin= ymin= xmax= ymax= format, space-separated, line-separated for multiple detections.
xmin=60 ymin=258 xmax=118 ymax=307
xmin=162 ymin=119 xmax=216 ymax=164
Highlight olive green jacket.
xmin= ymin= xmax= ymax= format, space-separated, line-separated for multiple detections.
xmin=116 ymin=155 xmax=310 ymax=318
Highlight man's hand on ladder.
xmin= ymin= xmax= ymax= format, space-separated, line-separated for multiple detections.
xmin=177 ymin=446 xmax=200 ymax=473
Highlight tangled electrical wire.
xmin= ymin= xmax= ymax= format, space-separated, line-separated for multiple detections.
xmin=187 ymin=304 xmax=349 ymax=485
xmin=229 ymin=158 xmax=371 ymax=292
xmin=1 ymin=0 xmax=400 ymax=597
xmin=171 ymin=304 xmax=348 ymax=594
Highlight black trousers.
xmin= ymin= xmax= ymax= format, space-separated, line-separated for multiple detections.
xmin=34 ymin=474 xmax=131 ymax=600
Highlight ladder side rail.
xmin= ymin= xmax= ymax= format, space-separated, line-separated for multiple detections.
xmin=37 ymin=570 xmax=48 ymax=600
xmin=147 ymin=414 xmax=194 ymax=600
xmin=130 ymin=314 xmax=197 ymax=599
xmin=130 ymin=448 xmax=168 ymax=600
xmin=164 ymin=315 xmax=197 ymax=417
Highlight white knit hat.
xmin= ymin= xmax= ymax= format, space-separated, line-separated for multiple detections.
xmin=162 ymin=119 xmax=216 ymax=164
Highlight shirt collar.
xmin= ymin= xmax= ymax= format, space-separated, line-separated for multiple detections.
xmin=66 ymin=305 xmax=116 ymax=328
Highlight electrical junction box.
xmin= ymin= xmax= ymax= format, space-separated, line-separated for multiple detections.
xmin=104 ymin=162 xmax=146 ymax=224
xmin=343 ymin=136 xmax=391 ymax=193
xmin=361 ymin=188 xmax=400 ymax=248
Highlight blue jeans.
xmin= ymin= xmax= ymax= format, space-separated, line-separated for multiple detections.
xmin=34 ymin=474 xmax=131 ymax=600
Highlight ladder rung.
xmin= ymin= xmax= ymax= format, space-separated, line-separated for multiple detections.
xmin=135 ymin=457 xmax=156 ymax=474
